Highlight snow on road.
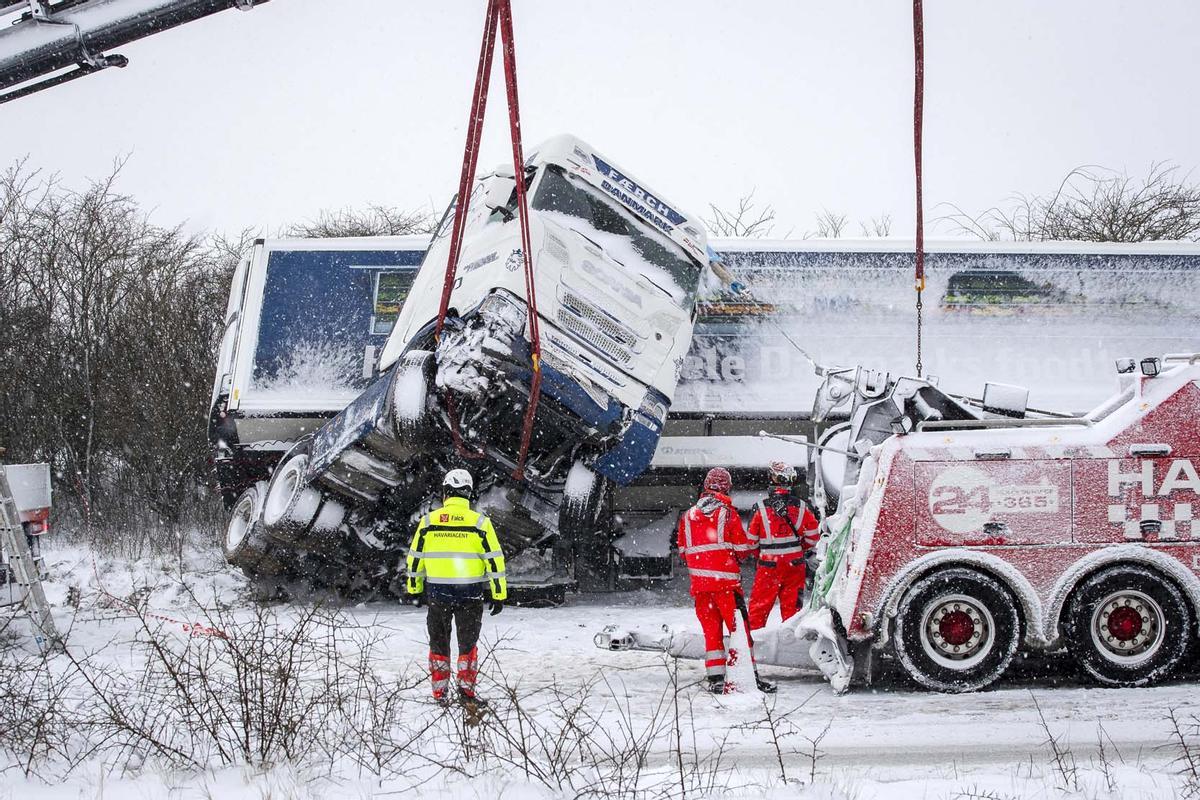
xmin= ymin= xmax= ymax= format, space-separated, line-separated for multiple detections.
xmin=3 ymin=544 xmax=1198 ymax=798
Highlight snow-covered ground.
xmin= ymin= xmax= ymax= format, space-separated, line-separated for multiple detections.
xmin=3 ymin=542 xmax=1198 ymax=799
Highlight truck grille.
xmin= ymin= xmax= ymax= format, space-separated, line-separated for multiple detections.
xmin=557 ymin=293 xmax=636 ymax=364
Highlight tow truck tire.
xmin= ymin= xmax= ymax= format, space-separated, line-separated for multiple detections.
xmin=262 ymin=441 xmax=345 ymax=547
xmin=1063 ymin=565 xmax=1192 ymax=687
xmin=893 ymin=568 xmax=1020 ymax=693
xmin=391 ymin=350 xmax=435 ymax=443
xmin=222 ymin=482 xmax=289 ymax=576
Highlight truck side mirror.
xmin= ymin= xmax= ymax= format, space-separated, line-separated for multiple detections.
xmin=480 ymin=170 xmax=517 ymax=220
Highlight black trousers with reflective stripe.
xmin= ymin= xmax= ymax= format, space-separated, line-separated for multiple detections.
xmin=427 ymin=600 xmax=484 ymax=658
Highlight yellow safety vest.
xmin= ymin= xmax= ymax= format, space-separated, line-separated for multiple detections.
xmin=406 ymin=496 xmax=507 ymax=601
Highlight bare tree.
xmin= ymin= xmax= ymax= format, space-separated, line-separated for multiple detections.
xmin=941 ymin=162 xmax=1200 ymax=242
xmin=0 ymin=160 xmax=228 ymax=541
xmin=704 ymin=190 xmax=777 ymax=238
xmin=809 ymin=209 xmax=848 ymax=239
xmin=285 ymin=204 xmax=436 ymax=238
xmin=859 ymin=214 xmax=893 ymax=237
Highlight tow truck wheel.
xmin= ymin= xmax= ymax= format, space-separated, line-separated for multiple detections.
xmin=262 ymin=440 xmax=345 ymax=547
xmin=1064 ymin=565 xmax=1191 ymax=687
xmin=391 ymin=349 xmax=435 ymax=442
xmin=222 ymin=482 xmax=289 ymax=576
xmin=893 ymin=568 xmax=1020 ymax=693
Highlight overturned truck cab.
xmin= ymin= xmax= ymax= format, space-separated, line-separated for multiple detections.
xmin=210 ymin=135 xmax=709 ymax=600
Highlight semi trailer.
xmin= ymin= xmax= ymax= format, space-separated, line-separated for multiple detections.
xmin=210 ymin=217 xmax=1200 ymax=601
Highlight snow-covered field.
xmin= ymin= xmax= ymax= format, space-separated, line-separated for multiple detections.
xmin=3 ymin=542 xmax=1199 ymax=799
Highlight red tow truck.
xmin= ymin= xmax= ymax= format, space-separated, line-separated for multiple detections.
xmin=600 ymin=353 xmax=1200 ymax=693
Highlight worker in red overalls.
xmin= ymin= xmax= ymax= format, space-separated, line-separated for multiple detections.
xmin=747 ymin=461 xmax=821 ymax=630
xmin=677 ymin=467 xmax=776 ymax=694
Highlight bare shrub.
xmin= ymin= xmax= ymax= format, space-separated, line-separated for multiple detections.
xmin=859 ymin=214 xmax=893 ymax=237
xmin=941 ymin=162 xmax=1200 ymax=242
xmin=0 ymin=160 xmax=230 ymax=544
xmin=0 ymin=647 xmax=92 ymax=778
xmin=1030 ymin=690 xmax=1079 ymax=791
xmin=704 ymin=190 xmax=777 ymax=238
xmin=1167 ymin=707 xmax=1200 ymax=798
xmin=285 ymin=205 xmax=436 ymax=238
xmin=60 ymin=599 xmax=426 ymax=773
xmin=810 ymin=209 xmax=848 ymax=239
xmin=462 ymin=656 xmax=740 ymax=799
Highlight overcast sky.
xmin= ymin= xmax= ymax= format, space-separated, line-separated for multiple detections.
xmin=8 ymin=0 xmax=1199 ymax=239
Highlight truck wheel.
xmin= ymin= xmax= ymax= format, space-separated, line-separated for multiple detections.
xmin=222 ymin=482 xmax=288 ymax=576
xmin=1063 ymin=565 xmax=1192 ymax=687
xmin=893 ymin=568 xmax=1020 ymax=693
xmin=262 ymin=440 xmax=345 ymax=547
xmin=560 ymin=461 xmax=612 ymax=588
xmin=391 ymin=350 xmax=435 ymax=442
xmin=561 ymin=461 xmax=608 ymax=534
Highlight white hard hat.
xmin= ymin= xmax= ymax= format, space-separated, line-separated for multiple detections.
xmin=443 ymin=468 xmax=474 ymax=492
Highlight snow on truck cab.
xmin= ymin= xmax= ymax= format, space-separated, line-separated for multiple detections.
xmin=211 ymin=135 xmax=710 ymax=599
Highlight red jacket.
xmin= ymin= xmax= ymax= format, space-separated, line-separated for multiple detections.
xmin=747 ymin=488 xmax=820 ymax=564
xmin=677 ymin=492 xmax=753 ymax=594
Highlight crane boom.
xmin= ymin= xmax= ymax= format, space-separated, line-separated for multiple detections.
xmin=0 ymin=0 xmax=270 ymax=103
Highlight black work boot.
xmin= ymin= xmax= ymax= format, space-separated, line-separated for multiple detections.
xmin=706 ymin=676 xmax=726 ymax=695
xmin=755 ymin=674 xmax=777 ymax=694
xmin=458 ymin=688 xmax=489 ymax=709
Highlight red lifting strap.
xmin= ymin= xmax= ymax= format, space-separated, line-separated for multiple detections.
xmin=434 ymin=0 xmax=543 ymax=480
xmin=912 ymin=0 xmax=925 ymax=292
xmin=912 ymin=0 xmax=926 ymax=377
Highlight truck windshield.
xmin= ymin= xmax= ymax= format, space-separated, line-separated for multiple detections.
xmin=532 ymin=165 xmax=701 ymax=307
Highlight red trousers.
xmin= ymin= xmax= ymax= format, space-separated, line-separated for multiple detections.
xmin=693 ymin=589 xmax=753 ymax=679
xmin=748 ymin=560 xmax=806 ymax=630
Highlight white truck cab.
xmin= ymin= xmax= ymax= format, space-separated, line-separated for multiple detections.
xmin=381 ymin=134 xmax=708 ymax=488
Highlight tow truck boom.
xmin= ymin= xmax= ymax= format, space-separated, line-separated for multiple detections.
xmin=0 ymin=0 xmax=270 ymax=104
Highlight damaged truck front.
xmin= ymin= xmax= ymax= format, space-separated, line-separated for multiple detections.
xmin=211 ymin=134 xmax=708 ymax=600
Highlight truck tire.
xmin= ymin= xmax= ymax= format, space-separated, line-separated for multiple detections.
xmin=391 ymin=349 xmax=435 ymax=442
xmin=560 ymin=461 xmax=613 ymax=588
xmin=222 ymin=482 xmax=289 ymax=576
xmin=1063 ymin=565 xmax=1192 ymax=687
xmin=893 ymin=568 xmax=1020 ymax=693
xmin=262 ymin=440 xmax=346 ymax=547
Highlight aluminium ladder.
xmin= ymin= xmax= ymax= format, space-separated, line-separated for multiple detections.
xmin=0 ymin=465 xmax=61 ymax=652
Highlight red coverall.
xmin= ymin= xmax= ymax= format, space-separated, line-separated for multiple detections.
xmin=677 ymin=492 xmax=756 ymax=681
xmin=747 ymin=487 xmax=820 ymax=630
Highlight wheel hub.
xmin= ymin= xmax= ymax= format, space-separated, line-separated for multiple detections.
xmin=1106 ymin=606 xmax=1143 ymax=641
xmin=938 ymin=610 xmax=976 ymax=646
xmin=925 ymin=596 xmax=991 ymax=661
xmin=1092 ymin=591 xmax=1161 ymax=662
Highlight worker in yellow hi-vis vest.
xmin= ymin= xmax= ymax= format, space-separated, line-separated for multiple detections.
xmin=406 ymin=469 xmax=507 ymax=707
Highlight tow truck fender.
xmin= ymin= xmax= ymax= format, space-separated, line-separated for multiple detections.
xmin=1044 ymin=544 xmax=1200 ymax=645
xmin=869 ymin=550 xmax=1044 ymax=649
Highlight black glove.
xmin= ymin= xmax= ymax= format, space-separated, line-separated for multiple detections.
xmin=413 ymin=592 xmax=426 ymax=608
xmin=489 ymin=599 xmax=504 ymax=616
